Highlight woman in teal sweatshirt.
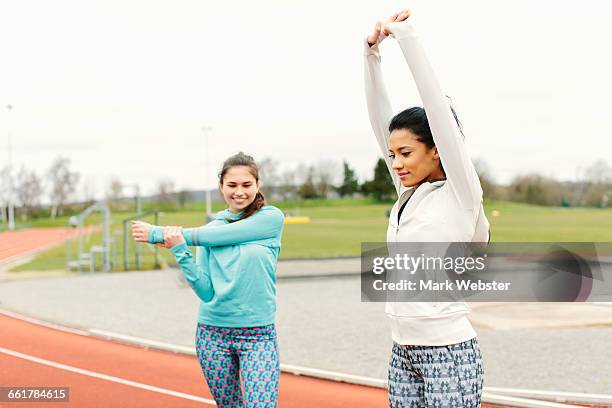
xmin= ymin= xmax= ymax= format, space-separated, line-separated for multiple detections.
xmin=132 ymin=152 xmax=284 ymax=408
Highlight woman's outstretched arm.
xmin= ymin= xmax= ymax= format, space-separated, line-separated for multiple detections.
xmin=386 ymin=15 xmax=483 ymax=210
xmin=364 ymin=16 xmax=403 ymax=195
xmin=132 ymin=206 xmax=284 ymax=247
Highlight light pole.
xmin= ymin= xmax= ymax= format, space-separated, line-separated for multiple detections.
xmin=201 ymin=126 xmax=213 ymax=220
xmin=6 ymin=104 xmax=15 ymax=231
xmin=123 ymin=183 xmax=142 ymax=214
xmin=121 ymin=183 xmax=142 ymax=269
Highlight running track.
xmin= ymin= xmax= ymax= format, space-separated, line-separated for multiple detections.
xmin=0 ymin=313 xmax=389 ymax=407
xmin=0 ymin=229 xmax=507 ymax=407
xmin=0 ymin=229 xmax=388 ymax=407
xmin=0 ymin=227 xmax=71 ymax=262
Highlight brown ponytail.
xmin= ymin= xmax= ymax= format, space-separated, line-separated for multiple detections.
xmin=237 ymin=191 xmax=265 ymax=221
xmin=219 ymin=152 xmax=266 ymax=222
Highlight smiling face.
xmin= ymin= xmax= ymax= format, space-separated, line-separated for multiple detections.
xmin=219 ymin=165 xmax=260 ymax=213
xmin=388 ymin=128 xmax=445 ymax=188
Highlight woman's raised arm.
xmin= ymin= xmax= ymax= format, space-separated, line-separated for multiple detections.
xmin=364 ymin=17 xmax=404 ymax=196
xmin=386 ymin=17 xmax=483 ymax=209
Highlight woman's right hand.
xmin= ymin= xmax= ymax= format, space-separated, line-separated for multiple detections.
xmin=368 ymin=9 xmax=412 ymax=46
xmin=383 ymin=10 xmax=411 ymax=35
xmin=131 ymin=220 xmax=151 ymax=243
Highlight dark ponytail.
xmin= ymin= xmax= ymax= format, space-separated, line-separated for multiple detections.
xmin=388 ymin=97 xmax=464 ymax=149
xmin=219 ymin=152 xmax=266 ymax=222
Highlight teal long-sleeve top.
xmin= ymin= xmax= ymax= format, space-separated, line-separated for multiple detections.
xmin=148 ymin=205 xmax=284 ymax=327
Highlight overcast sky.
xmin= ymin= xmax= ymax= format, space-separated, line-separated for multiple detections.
xmin=1 ymin=0 xmax=611 ymax=199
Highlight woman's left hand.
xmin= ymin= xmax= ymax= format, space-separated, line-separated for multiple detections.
xmin=164 ymin=226 xmax=185 ymax=248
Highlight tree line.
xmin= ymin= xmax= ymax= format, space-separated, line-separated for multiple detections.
xmin=475 ymin=159 xmax=612 ymax=208
xmin=1 ymin=156 xmax=611 ymax=224
xmin=0 ymin=157 xmax=79 ymax=221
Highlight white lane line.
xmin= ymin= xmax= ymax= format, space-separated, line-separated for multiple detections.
xmin=482 ymin=393 xmax=581 ymax=408
xmin=0 ymin=308 xmax=91 ymax=336
xmin=485 ymin=387 xmax=612 ymax=405
xmin=90 ymin=329 xmax=387 ymax=388
xmin=56 ymin=328 xmax=612 ymax=404
xmin=5 ymin=310 xmax=612 ymax=405
xmin=0 ymin=346 xmax=216 ymax=406
xmin=89 ymin=329 xmax=196 ymax=355
xmin=280 ymin=363 xmax=387 ymax=388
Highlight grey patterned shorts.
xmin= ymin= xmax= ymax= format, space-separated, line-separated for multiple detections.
xmin=388 ymin=338 xmax=484 ymax=408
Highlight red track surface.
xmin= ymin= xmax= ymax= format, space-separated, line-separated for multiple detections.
xmin=0 ymin=229 xmax=542 ymax=407
xmin=0 ymin=227 xmax=388 ymax=407
xmin=0 ymin=227 xmax=73 ymax=261
xmin=0 ymin=313 xmax=388 ymax=407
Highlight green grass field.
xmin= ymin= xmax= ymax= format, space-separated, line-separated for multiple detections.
xmin=9 ymin=199 xmax=612 ymax=272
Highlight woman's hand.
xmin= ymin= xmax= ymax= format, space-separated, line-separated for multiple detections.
xmin=131 ymin=220 xmax=151 ymax=243
xmin=163 ymin=226 xmax=185 ymax=248
xmin=367 ymin=21 xmax=385 ymax=47
xmin=368 ymin=9 xmax=412 ymax=44
xmin=382 ymin=9 xmax=411 ymax=36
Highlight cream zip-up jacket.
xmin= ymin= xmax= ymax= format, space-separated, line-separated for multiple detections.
xmin=364 ymin=20 xmax=490 ymax=346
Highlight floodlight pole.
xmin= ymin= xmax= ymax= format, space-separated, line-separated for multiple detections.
xmin=123 ymin=183 xmax=142 ymax=269
xmin=124 ymin=184 xmax=141 ymax=214
xmin=6 ymin=104 xmax=15 ymax=231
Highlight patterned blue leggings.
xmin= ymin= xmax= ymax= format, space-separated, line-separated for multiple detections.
xmin=388 ymin=338 xmax=484 ymax=408
xmin=195 ymin=324 xmax=280 ymax=408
